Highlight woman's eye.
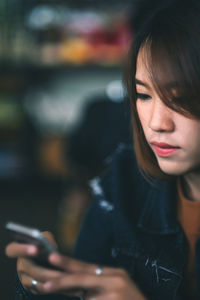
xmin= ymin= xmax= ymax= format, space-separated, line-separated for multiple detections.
xmin=136 ymin=93 xmax=151 ymax=100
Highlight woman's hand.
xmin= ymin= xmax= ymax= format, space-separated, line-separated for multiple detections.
xmin=5 ymin=232 xmax=64 ymax=295
xmin=6 ymin=232 xmax=147 ymax=299
xmin=36 ymin=253 xmax=147 ymax=300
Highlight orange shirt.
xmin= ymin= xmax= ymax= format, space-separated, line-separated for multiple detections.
xmin=177 ymin=179 xmax=200 ymax=294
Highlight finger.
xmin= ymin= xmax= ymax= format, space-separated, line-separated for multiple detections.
xmin=5 ymin=232 xmax=57 ymax=258
xmin=5 ymin=242 xmax=38 ymax=258
xmin=63 ymin=289 xmax=85 ymax=298
xmin=22 ymin=272 xmax=87 ymax=298
xmin=18 ymin=257 xmax=63 ymax=283
xmin=20 ymin=273 xmax=44 ymax=295
xmin=42 ymin=273 xmax=110 ymax=294
xmin=48 ymin=253 xmax=93 ymax=273
xmin=49 ymin=254 xmax=125 ymax=276
xmin=42 ymin=231 xmax=58 ymax=249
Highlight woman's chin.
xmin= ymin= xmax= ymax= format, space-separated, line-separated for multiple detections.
xmin=157 ymin=160 xmax=188 ymax=176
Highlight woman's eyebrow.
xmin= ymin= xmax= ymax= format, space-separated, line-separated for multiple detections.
xmin=135 ymin=78 xmax=150 ymax=88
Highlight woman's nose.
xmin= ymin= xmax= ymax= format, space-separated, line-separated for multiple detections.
xmin=149 ymin=98 xmax=175 ymax=132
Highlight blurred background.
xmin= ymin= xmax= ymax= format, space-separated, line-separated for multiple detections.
xmin=0 ymin=0 xmax=145 ymax=298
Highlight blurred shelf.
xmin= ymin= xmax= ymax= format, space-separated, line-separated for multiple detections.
xmin=25 ymin=0 xmax=133 ymax=9
xmin=0 ymin=60 xmax=122 ymax=71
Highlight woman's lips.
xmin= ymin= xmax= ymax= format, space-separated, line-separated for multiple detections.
xmin=151 ymin=142 xmax=180 ymax=157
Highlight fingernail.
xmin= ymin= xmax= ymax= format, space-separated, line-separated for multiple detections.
xmin=27 ymin=246 xmax=37 ymax=255
xmin=43 ymin=282 xmax=52 ymax=291
xmin=49 ymin=253 xmax=61 ymax=264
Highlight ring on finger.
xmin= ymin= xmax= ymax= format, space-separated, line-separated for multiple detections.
xmin=31 ymin=279 xmax=38 ymax=292
xmin=94 ymin=265 xmax=103 ymax=275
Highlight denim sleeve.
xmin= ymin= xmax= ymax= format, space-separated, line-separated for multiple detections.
xmin=73 ymin=196 xmax=114 ymax=266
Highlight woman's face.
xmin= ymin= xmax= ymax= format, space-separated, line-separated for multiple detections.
xmin=136 ymin=50 xmax=200 ymax=176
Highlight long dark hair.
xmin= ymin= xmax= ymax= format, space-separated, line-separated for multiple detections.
xmin=124 ymin=0 xmax=200 ymax=178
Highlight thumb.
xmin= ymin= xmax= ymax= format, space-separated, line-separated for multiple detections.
xmin=42 ymin=231 xmax=58 ymax=249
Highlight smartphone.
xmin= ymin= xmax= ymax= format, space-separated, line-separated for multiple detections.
xmin=5 ymin=221 xmax=58 ymax=269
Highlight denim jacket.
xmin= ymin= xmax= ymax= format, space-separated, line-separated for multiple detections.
xmin=15 ymin=144 xmax=200 ymax=300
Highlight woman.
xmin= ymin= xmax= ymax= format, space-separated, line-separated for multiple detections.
xmin=6 ymin=0 xmax=200 ymax=299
